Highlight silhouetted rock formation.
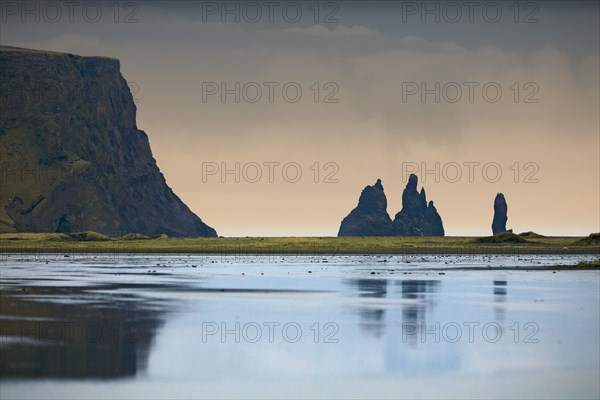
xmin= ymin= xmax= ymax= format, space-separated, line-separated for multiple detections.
xmin=338 ymin=179 xmax=394 ymax=236
xmin=338 ymin=175 xmax=444 ymax=236
xmin=0 ymin=46 xmax=216 ymax=237
xmin=492 ymin=193 xmax=510 ymax=235
xmin=393 ymin=174 xmax=445 ymax=236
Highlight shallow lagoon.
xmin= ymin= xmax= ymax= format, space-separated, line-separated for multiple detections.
xmin=1 ymin=253 xmax=599 ymax=399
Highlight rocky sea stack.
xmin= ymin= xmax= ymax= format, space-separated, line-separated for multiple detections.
xmin=492 ymin=193 xmax=511 ymax=235
xmin=393 ymin=174 xmax=445 ymax=236
xmin=0 ymin=46 xmax=216 ymax=237
xmin=338 ymin=179 xmax=394 ymax=236
xmin=338 ymin=174 xmax=444 ymax=236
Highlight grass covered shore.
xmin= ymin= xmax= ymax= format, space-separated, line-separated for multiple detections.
xmin=0 ymin=232 xmax=598 ymax=255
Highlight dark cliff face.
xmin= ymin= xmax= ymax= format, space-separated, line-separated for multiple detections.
xmin=338 ymin=175 xmax=444 ymax=237
xmin=392 ymin=174 xmax=444 ymax=236
xmin=0 ymin=46 xmax=216 ymax=237
xmin=338 ymin=179 xmax=395 ymax=236
xmin=492 ymin=193 xmax=508 ymax=235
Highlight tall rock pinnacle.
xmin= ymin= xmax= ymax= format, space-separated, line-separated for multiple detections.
xmin=393 ymin=174 xmax=444 ymax=236
xmin=492 ymin=193 xmax=509 ymax=235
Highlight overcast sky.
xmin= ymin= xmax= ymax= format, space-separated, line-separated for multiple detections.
xmin=1 ymin=1 xmax=598 ymax=236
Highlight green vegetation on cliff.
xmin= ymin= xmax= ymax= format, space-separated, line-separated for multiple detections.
xmin=0 ymin=46 xmax=216 ymax=237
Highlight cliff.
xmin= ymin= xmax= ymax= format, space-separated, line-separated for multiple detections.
xmin=0 ymin=46 xmax=216 ymax=237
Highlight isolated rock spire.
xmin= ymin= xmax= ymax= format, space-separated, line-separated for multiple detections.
xmin=492 ymin=193 xmax=510 ymax=235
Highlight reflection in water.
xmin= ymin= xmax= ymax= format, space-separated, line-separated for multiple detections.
xmin=344 ymin=279 xmax=443 ymax=374
xmin=0 ymin=286 xmax=169 ymax=379
xmin=354 ymin=279 xmax=388 ymax=337
xmin=399 ymin=280 xmax=439 ymax=325
xmin=493 ymin=279 xmax=508 ymax=323
xmin=0 ymin=255 xmax=598 ymax=399
xmin=398 ymin=280 xmax=440 ymax=346
xmin=346 ymin=279 xmax=440 ymax=342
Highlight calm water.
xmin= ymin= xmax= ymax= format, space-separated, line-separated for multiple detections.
xmin=1 ymin=253 xmax=599 ymax=399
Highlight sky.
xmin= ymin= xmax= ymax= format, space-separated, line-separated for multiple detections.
xmin=1 ymin=0 xmax=599 ymax=236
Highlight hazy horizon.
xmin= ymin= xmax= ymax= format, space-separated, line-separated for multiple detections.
xmin=1 ymin=1 xmax=598 ymax=237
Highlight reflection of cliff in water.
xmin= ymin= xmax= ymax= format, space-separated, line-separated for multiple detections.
xmin=0 ymin=285 xmax=170 ymax=379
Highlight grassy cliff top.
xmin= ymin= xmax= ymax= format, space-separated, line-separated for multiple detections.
xmin=0 ymin=46 xmax=68 ymax=55
xmin=0 ymin=45 xmax=118 ymax=62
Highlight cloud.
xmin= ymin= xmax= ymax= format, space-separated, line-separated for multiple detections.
xmin=283 ymin=24 xmax=379 ymax=38
xmin=1 ymin=3 xmax=598 ymax=236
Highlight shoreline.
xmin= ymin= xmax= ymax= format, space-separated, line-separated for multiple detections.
xmin=1 ymin=234 xmax=598 ymax=255
xmin=1 ymin=253 xmax=598 ymax=271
